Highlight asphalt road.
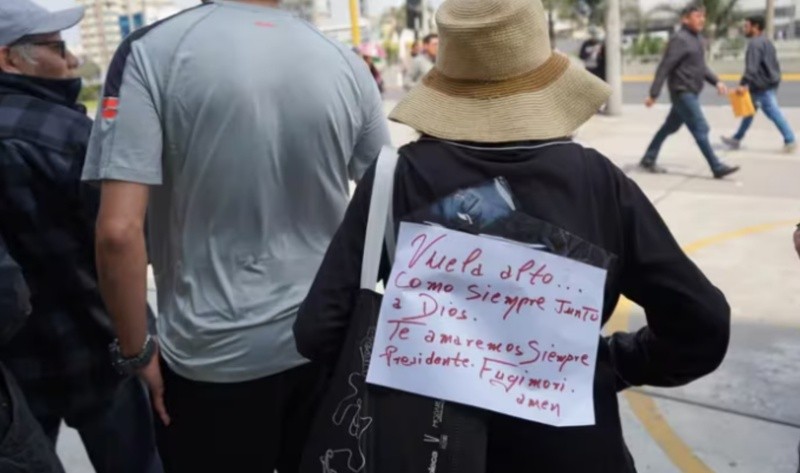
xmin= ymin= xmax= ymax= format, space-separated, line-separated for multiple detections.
xmin=624 ymin=80 xmax=800 ymax=106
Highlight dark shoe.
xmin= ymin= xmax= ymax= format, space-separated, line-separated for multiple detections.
xmin=639 ymin=160 xmax=668 ymax=174
xmin=721 ymin=136 xmax=742 ymax=150
xmin=713 ymin=164 xmax=741 ymax=179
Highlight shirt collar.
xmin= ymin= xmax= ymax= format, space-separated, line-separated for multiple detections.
xmin=0 ymin=72 xmax=83 ymax=110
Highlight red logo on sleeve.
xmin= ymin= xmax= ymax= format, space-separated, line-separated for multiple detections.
xmin=101 ymin=97 xmax=119 ymax=120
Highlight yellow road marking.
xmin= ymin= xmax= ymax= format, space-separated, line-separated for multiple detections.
xmin=623 ymin=73 xmax=800 ymax=83
xmin=626 ymin=391 xmax=715 ymax=472
xmin=610 ymin=219 xmax=797 ymax=472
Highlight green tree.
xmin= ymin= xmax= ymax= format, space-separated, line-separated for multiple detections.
xmin=551 ymin=0 xmax=641 ymax=28
xmin=77 ymin=58 xmax=101 ymax=84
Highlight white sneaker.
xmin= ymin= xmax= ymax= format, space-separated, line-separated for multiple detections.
xmin=784 ymin=142 xmax=797 ymax=154
xmin=721 ymin=136 xmax=741 ymax=150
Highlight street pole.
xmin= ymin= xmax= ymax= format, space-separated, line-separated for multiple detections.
xmin=349 ymin=0 xmax=361 ymax=47
xmin=765 ymin=0 xmax=776 ymax=40
xmin=605 ymin=0 xmax=623 ymax=116
xmin=548 ymin=0 xmax=556 ymax=49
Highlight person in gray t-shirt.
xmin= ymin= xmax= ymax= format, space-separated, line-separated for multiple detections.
xmin=82 ymin=0 xmax=390 ymax=470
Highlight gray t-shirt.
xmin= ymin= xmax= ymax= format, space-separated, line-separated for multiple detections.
xmin=82 ymin=1 xmax=390 ymax=383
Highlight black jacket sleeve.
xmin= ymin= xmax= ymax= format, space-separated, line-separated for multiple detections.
xmin=704 ymin=64 xmax=720 ymax=87
xmin=650 ymin=36 xmax=689 ymax=99
xmin=294 ymin=165 xmax=381 ymax=362
xmin=0 ymin=235 xmax=30 ymax=346
xmin=607 ymin=166 xmax=730 ymax=389
xmin=740 ymin=40 xmax=762 ymax=87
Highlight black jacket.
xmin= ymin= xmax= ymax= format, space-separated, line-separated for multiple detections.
xmin=650 ymin=26 xmax=720 ymax=99
xmin=295 ymin=138 xmax=730 ymax=471
xmin=740 ymin=35 xmax=781 ymax=93
xmin=0 ymin=72 xmax=122 ymax=423
xmin=0 ymin=233 xmax=64 ymax=473
xmin=0 ymin=236 xmax=29 ymax=346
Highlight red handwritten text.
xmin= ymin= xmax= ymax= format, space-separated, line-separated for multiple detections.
xmin=378 ymin=347 xmax=471 ymax=368
xmin=479 ymin=358 xmax=571 ymax=394
xmin=466 ymin=283 xmax=546 ymax=320
xmin=407 ymin=233 xmax=485 ymax=277
xmin=555 ymin=299 xmax=601 ymax=323
xmin=515 ymin=393 xmax=562 ymax=418
xmin=500 ymin=260 xmax=554 ymax=286
xmin=519 ymin=341 xmax=591 ymax=373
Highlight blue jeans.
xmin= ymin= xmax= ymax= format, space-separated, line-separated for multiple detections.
xmin=733 ymin=88 xmax=796 ymax=144
xmin=643 ymin=92 xmax=723 ymax=172
xmin=40 ymin=376 xmax=162 ymax=473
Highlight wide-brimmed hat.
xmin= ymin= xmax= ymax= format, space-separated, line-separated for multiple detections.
xmin=390 ymin=0 xmax=612 ymax=142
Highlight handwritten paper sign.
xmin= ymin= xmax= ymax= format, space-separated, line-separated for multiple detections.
xmin=366 ymin=222 xmax=608 ymax=427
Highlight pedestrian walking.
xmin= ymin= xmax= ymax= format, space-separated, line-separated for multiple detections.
xmin=0 ymin=2 xmax=162 ymax=472
xmin=295 ymin=0 xmax=731 ymax=470
xmin=579 ymin=26 xmax=606 ymax=81
xmin=0 ymin=235 xmax=65 ymax=473
xmin=357 ymin=44 xmax=385 ymax=94
xmin=82 ymin=0 xmax=390 ymax=471
xmin=640 ymin=3 xmax=740 ymax=179
xmin=404 ymin=33 xmax=438 ymax=91
xmin=722 ymin=15 xmax=796 ymax=153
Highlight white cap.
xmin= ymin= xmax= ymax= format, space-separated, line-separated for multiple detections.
xmin=0 ymin=0 xmax=84 ymax=46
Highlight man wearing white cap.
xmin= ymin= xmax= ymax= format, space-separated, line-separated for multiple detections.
xmin=0 ymin=2 xmax=162 ymax=472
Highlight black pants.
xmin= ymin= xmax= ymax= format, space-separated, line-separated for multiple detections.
xmin=0 ymin=364 xmax=64 ymax=473
xmin=156 ymin=359 xmax=324 ymax=473
xmin=38 ymin=376 xmax=162 ymax=473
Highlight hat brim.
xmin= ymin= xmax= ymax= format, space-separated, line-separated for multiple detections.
xmin=28 ymin=6 xmax=85 ymax=37
xmin=389 ymin=53 xmax=612 ymax=142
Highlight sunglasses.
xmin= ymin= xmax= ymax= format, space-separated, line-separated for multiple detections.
xmin=11 ymin=40 xmax=68 ymax=59
xmin=29 ymin=40 xmax=68 ymax=59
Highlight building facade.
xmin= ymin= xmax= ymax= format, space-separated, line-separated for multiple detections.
xmin=76 ymin=0 xmax=178 ymax=70
xmin=283 ymin=0 xmax=371 ymax=44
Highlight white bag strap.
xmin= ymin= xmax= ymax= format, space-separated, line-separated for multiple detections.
xmin=360 ymin=146 xmax=399 ymax=289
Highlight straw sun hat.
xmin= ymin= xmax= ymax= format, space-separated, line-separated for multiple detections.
xmin=389 ymin=0 xmax=612 ymax=142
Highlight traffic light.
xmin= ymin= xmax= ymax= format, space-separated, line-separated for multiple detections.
xmin=406 ymin=0 xmax=423 ymax=31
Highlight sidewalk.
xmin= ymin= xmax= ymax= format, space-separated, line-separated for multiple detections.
xmin=57 ymin=103 xmax=800 ymax=472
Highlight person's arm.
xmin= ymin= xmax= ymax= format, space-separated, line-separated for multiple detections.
xmin=607 ymin=164 xmax=730 ymax=389
xmin=579 ymin=41 xmax=591 ymax=60
xmin=403 ymin=58 xmax=419 ymax=91
xmin=740 ymin=40 xmax=760 ymax=88
xmin=793 ymin=224 xmax=800 ymax=260
xmin=96 ymin=182 xmax=150 ymax=358
xmin=704 ymin=63 xmax=721 ymax=87
xmin=649 ymin=36 xmax=689 ymax=99
xmin=349 ymin=58 xmax=392 ymax=182
xmin=294 ymin=165 xmax=377 ymax=362
xmin=81 ymin=43 xmax=170 ymax=425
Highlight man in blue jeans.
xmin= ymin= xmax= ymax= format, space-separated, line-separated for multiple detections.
xmin=722 ymin=15 xmax=796 ymax=153
xmin=641 ymin=4 xmax=740 ymax=179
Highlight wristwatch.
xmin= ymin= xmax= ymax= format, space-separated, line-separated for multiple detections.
xmin=110 ymin=334 xmax=156 ymax=375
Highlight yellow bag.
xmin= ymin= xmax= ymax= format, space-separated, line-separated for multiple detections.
xmin=729 ymin=90 xmax=756 ymax=118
